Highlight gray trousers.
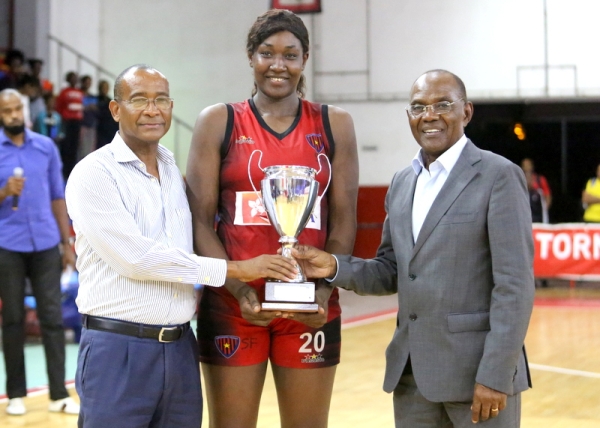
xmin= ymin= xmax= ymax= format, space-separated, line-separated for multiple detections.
xmin=393 ymin=373 xmax=520 ymax=428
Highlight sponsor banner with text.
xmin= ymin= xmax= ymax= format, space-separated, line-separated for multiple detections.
xmin=533 ymin=223 xmax=600 ymax=280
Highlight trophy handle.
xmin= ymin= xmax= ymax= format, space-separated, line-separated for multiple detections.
xmin=316 ymin=153 xmax=332 ymax=198
xmin=248 ymin=150 xmax=265 ymax=198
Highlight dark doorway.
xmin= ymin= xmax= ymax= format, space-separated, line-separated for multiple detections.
xmin=466 ymin=100 xmax=600 ymax=223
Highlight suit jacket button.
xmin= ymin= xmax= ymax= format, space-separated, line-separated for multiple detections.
xmin=408 ymin=274 xmax=416 ymax=281
xmin=409 ymin=313 xmax=417 ymax=321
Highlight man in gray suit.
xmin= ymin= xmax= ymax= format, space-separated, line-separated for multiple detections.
xmin=292 ymin=69 xmax=534 ymax=427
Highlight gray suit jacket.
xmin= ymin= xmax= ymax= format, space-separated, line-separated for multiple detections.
xmin=334 ymin=140 xmax=534 ymax=402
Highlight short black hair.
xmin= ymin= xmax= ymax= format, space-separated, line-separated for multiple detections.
xmin=113 ymin=64 xmax=160 ymax=100
xmin=419 ymin=69 xmax=468 ymax=100
xmin=5 ymin=49 xmax=24 ymax=65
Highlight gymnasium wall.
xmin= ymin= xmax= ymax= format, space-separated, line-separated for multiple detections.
xmin=44 ymin=0 xmax=600 ymax=184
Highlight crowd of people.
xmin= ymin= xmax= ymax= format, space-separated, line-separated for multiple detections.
xmin=0 ymin=49 xmax=119 ymax=180
xmin=1 ymin=7 xmax=600 ymax=428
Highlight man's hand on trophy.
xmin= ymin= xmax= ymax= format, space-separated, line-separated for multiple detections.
xmin=290 ymin=245 xmax=338 ymax=279
xmin=227 ymin=255 xmax=298 ymax=283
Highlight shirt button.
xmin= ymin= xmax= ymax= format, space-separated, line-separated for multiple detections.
xmin=409 ymin=313 xmax=417 ymax=321
xmin=167 ymin=232 xmax=172 ymax=238
xmin=174 ymin=293 xmax=178 ymax=298
xmin=204 ymin=276 xmax=210 ymax=283
xmin=177 ymin=277 xmax=183 ymax=282
xmin=409 ymin=274 xmax=416 ymax=281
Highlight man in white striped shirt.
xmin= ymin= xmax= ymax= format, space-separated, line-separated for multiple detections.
xmin=65 ymin=65 xmax=297 ymax=428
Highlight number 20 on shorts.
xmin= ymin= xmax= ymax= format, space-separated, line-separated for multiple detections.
xmin=299 ymin=331 xmax=325 ymax=353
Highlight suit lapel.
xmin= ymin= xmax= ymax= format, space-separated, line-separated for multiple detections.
xmin=399 ymin=171 xmax=418 ymax=248
xmin=411 ymin=140 xmax=482 ymax=259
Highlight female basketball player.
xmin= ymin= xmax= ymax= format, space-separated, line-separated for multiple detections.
xmin=186 ymin=9 xmax=359 ymax=427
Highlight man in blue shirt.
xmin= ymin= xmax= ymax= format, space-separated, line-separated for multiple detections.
xmin=0 ymin=89 xmax=79 ymax=416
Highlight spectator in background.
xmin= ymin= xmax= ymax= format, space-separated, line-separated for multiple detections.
xmin=28 ymin=59 xmax=54 ymax=96
xmin=15 ymin=74 xmax=35 ymax=129
xmin=26 ymin=76 xmax=47 ymax=127
xmin=582 ymin=163 xmax=600 ymax=223
xmin=521 ymin=158 xmax=551 ymax=223
xmin=0 ymin=49 xmax=25 ymax=91
xmin=34 ymin=93 xmax=63 ymax=143
xmin=55 ymin=71 xmax=83 ymax=180
xmin=78 ymin=75 xmax=98 ymax=159
xmin=95 ymin=79 xmax=119 ymax=149
xmin=0 ymin=89 xmax=79 ymax=416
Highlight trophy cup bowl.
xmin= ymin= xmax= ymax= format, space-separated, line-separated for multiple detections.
xmin=260 ymin=165 xmax=320 ymax=312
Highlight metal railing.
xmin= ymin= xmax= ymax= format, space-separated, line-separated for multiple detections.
xmin=48 ymin=34 xmax=193 ymax=165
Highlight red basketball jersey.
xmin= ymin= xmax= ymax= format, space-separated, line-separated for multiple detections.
xmin=215 ymin=98 xmax=340 ymax=319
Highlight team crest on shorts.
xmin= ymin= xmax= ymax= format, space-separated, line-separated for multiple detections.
xmin=305 ymin=133 xmax=324 ymax=153
xmin=301 ymin=353 xmax=325 ymax=364
xmin=215 ymin=335 xmax=241 ymax=358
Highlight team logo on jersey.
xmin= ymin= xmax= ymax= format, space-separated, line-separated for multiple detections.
xmin=301 ymin=353 xmax=325 ymax=364
xmin=234 ymin=191 xmax=322 ymax=229
xmin=235 ymin=135 xmax=255 ymax=144
xmin=215 ymin=335 xmax=241 ymax=358
xmin=305 ymin=133 xmax=324 ymax=153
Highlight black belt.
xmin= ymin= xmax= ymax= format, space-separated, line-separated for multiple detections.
xmin=82 ymin=315 xmax=190 ymax=343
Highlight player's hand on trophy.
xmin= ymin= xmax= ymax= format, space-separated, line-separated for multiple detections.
xmin=227 ymin=282 xmax=285 ymax=327
xmin=285 ymin=280 xmax=331 ymax=327
xmin=290 ymin=245 xmax=338 ymax=280
xmin=227 ymin=255 xmax=298 ymax=283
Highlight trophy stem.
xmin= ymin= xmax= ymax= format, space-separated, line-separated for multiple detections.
xmin=280 ymin=238 xmax=306 ymax=282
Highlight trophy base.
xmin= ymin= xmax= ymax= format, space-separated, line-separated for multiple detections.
xmin=262 ymin=281 xmax=318 ymax=313
xmin=261 ymin=302 xmax=319 ymax=312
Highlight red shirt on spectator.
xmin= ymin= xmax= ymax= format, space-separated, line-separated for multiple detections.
xmin=530 ymin=173 xmax=551 ymax=197
xmin=55 ymin=87 xmax=84 ymax=120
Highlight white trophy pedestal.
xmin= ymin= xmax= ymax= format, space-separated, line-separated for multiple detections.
xmin=262 ymin=281 xmax=319 ymax=312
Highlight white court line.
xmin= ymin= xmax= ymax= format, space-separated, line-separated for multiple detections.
xmin=529 ymin=363 xmax=600 ymax=378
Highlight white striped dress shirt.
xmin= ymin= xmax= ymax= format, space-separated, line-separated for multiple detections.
xmin=65 ymin=133 xmax=226 ymax=325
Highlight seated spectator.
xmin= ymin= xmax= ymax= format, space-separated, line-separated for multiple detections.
xmin=521 ymin=158 xmax=551 ymax=223
xmin=0 ymin=49 xmax=25 ymax=91
xmin=582 ymin=163 xmax=600 ymax=223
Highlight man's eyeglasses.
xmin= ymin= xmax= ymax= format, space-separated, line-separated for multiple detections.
xmin=119 ymin=96 xmax=173 ymax=111
xmin=405 ymin=98 xmax=464 ymax=118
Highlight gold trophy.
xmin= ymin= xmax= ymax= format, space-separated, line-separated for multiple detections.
xmin=248 ymin=150 xmax=330 ymax=312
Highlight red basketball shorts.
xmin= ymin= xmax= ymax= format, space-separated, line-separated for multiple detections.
xmin=197 ymin=288 xmax=341 ymax=368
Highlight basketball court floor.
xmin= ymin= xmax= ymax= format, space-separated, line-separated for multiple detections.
xmin=0 ymin=286 xmax=598 ymax=427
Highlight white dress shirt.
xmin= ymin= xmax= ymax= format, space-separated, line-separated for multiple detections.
xmin=66 ymin=133 xmax=226 ymax=325
xmin=411 ymin=134 xmax=468 ymax=242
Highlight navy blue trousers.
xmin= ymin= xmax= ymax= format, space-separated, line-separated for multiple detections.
xmin=76 ymin=326 xmax=202 ymax=428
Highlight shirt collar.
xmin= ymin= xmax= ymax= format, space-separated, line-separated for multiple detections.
xmin=0 ymin=128 xmax=38 ymax=148
xmin=411 ymin=134 xmax=468 ymax=176
xmin=109 ymin=132 xmax=176 ymax=166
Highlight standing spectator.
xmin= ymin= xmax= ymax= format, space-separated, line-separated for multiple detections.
xmin=78 ymin=75 xmax=98 ymax=159
xmin=293 ymin=70 xmax=534 ymax=427
xmin=28 ymin=59 xmax=54 ymax=96
xmin=15 ymin=75 xmax=35 ymax=129
xmin=582 ymin=163 xmax=600 ymax=223
xmin=55 ymin=71 xmax=83 ymax=180
xmin=27 ymin=76 xmax=47 ymax=127
xmin=0 ymin=89 xmax=79 ymax=416
xmin=34 ymin=93 xmax=63 ymax=143
xmin=0 ymin=49 xmax=25 ymax=91
xmin=95 ymin=79 xmax=119 ymax=149
xmin=521 ymin=158 xmax=551 ymax=223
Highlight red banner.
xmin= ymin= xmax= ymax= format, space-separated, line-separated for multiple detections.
xmin=533 ymin=223 xmax=600 ymax=280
